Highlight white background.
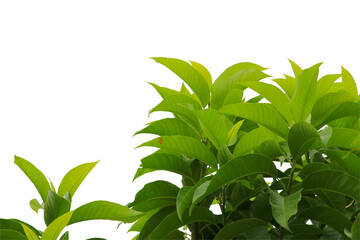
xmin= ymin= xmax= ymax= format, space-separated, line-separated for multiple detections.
xmin=0 ymin=1 xmax=359 ymax=239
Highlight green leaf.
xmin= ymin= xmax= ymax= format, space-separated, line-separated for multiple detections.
xmin=341 ymin=66 xmax=358 ymax=97
xmin=302 ymin=170 xmax=360 ymax=201
xmin=29 ymin=198 xmax=43 ymax=213
xmin=288 ymin=122 xmax=320 ymax=161
xmin=214 ymin=218 xmax=267 ymax=240
xmin=129 ymin=181 xmax=179 ymax=212
xmin=250 ymin=191 xmax=272 ymax=222
xmin=238 ymin=81 xmax=292 ymax=123
xmin=352 ymin=212 xmax=360 ymax=240
xmin=148 ymin=207 xmax=215 ymax=240
xmin=140 ymin=153 xmax=192 ymax=178
xmin=20 ymin=223 xmax=40 ymax=240
xmin=58 ymin=161 xmax=98 ymax=197
xmin=327 ymin=127 xmax=360 ymax=150
xmin=290 ymin=63 xmax=322 ymax=122
xmin=311 ymin=91 xmax=357 ymax=128
xmin=217 ymin=144 xmax=234 ymax=166
xmin=151 ymin=57 xmax=210 ymax=107
xmin=273 ymin=75 xmax=297 ymax=98
xmin=135 ymin=118 xmax=198 ymax=139
xmin=220 ymin=103 xmax=289 ymax=139
xmin=0 ymin=219 xmax=26 ymax=236
xmin=138 ymin=136 xmax=217 ymax=168
xmin=298 ymin=162 xmax=330 ymax=180
xmin=191 ymin=154 xmax=277 ymax=210
xmin=326 ymin=149 xmax=360 ymax=179
xmin=288 ymin=59 xmax=302 ymax=78
xmin=14 ymin=155 xmax=51 ymax=202
xmin=128 ymin=209 xmax=158 ymax=233
xmin=176 ymin=176 xmax=212 ymax=220
xmin=269 ymin=189 xmax=302 ymax=232
xmin=0 ymin=229 xmax=27 ymax=240
xmin=44 ymin=191 xmax=71 ymax=226
xmin=228 ymin=120 xmax=244 ymax=146
xmin=189 ymin=60 xmax=212 ymax=88
xmin=138 ymin=206 xmax=175 ymax=240
xmin=194 ymin=109 xmax=228 ymax=150
xmin=59 ymin=231 xmax=69 ymax=240
xmin=42 ymin=211 xmax=74 ymax=240
xmin=234 ymin=127 xmax=274 ymax=156
xmin=211 ymin=68 xmax=269 ymax=109
xmin=147 ymin=82 xmax=178 ymax=99
xmin=223 ymin=89 xmax=244 ymax=106
xmin=315 ymin=74 xmax=341 ymax=101
xmin=296 ymin=206 xmax=351 ymax=237
xmin=149 ymin=94 xmax=202 ymax=130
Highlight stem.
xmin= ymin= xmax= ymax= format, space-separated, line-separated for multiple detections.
xmin=191 ymin=222 xmax=199 ymax=240
xmin=305 ymin=151 xmax=310 ymax=164
xmin=278 ymin=227 xmax=283 ymax=240
xmin=222 ymin=187 xmax=226 ymax=225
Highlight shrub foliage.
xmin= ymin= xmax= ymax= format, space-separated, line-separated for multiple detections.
xmin=131 ymin=58 xmax=360 ymax=240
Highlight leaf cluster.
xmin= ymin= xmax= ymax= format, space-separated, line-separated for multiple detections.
xmin=130 ymin=58 xmax=360 ymax=239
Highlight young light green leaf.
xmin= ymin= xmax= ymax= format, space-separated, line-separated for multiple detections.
xmin=180 ymin=82 xmax=191 ymax=96
xmin=148 ymin=207 xmax=215 ymax=240
xmin=228 ymin=120 xmax=244 ymax=146
xmin=290 ymin=63 xmax=322 ymax=122
xmin=138 ymin=136 xmax=217 ymax=168
xmin=327 ymin=127 xmax=360 ymax=150
xmin=151 ymin=57 xmax=210 ymax=107
xmin=315 ymin=74 xmax=341 ymax=101
xmin=191 ymin=154 xmax=277 ymax=210
xmin=134 ymin=118 xmax=198 ymax=139
xmin=233 ymin=127 xmax=274 ymax=156
xmin=273 ymin=75 xmax=296 ymax=98
xmin=189 ymin=60 xmax=212 ymax=88
xmin=288 ymin=59 xmax=302 ymax=78
xmin=149 ymin=94 xmax=202 ymax=130
xmin=194 ymin=109 xmax=228 ymax=150
xmin=41 ymin=211 xmax=73 ymax=240
xmin=29 ymin=199 xmax=43 ymax=213
xmin=128 ymin=181 xmax=179 ymax=212
xmin=311 ymin=91 xmax=356 ymax=128
xmin=302 ymin=170 xmax=360 ymax=201
xmin=219 ymin=103 xmax=289 ymax=139
xmin=44 ymin=191 xmax=71 ymax=226
xmin=14 ymin=156 xmax=51 ymax=202
xmin=147 ymin=82 xmax=178 ymax=99
xmin=297 ymin=206 xmax=351 ymax=237
xmin=288 ymin=122 xmax=320 ymax=161
xmin=269 ymin=189 xmax=302 ymax=232
xmin=140 ymin=153 xmax=192 ymax=178
xmin=211 ymin=68 xmax=269 ymax=109
xmin=237 ymin=81 xmax=292 ymax=123
xmin=214 ymin=218 xmax=267 ymax=240
xmin=342 ymin=66 xmax=358 ymax=97
xmin=58 ymin=161 xmax=99 ymax=197
xmin=20 ymin=223 xmax=40 ymax=240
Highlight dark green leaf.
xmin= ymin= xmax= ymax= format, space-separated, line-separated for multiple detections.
xmin=326 ymin=149 xmax=360 ymax=179
xmin=297 ymin=206 xmax=351 ymax=237
xmin=44 ymin=191 xmax=71 ymax=226
xmin=352 ymin=212 xmax=360 ymax=240
xmin=59 ymin=231 xmax=69 ymax=240
xmin=213 ymin=218 xmax=267 ymax=240
xmin=302 ymin=170 xmax=360 ymax=201
xmin=269 ymin=189 xmax=302 ymax=232
xmin=129 ymin=181 xmax=179 ymax=212
xmin=288 ymin=122 xmax=320 ymax=161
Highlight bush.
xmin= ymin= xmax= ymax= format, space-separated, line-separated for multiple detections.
xmin=130 ymin=58 xmax=360 ymax=240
